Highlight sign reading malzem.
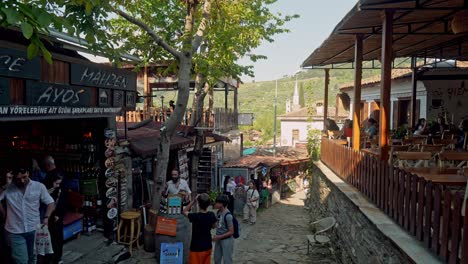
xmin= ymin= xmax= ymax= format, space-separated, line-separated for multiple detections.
xmin=71 ymin=63 xmax=137 ymax=91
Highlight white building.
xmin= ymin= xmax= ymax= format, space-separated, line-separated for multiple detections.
xmin=339 ymin=67 xmax=468 ymax=129
xmin=279 ymin=104 xmax=348 ymax=147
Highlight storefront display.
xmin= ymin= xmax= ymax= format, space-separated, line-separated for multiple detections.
xmin=0 ymin=30 xmax=137 ymax=241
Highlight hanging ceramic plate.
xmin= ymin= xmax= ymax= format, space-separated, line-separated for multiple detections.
xmin=105 ymin=148 xmax=115 ymax=158
xmin=104 ymin=129 xmax=116 ymax=139
xmin=105 ymin=138 xmax=116 ymax=149
xmin=105 ymin=177 xmax=117 ymax=188
xmin=105 ymin=168 xmax=115 ymax=178
xmin=107 ymin=208 xmax=118 ymax=219
xmin=106 ymin=197 xmax=117 ymax=208
xmin=106 ymin=187 xmax=117 ymax=198
xmin=105 ymin=158 xmax=115 ymax=168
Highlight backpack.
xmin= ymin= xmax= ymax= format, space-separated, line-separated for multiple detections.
xmin=224 ymin=212 xmax=240 ymax=239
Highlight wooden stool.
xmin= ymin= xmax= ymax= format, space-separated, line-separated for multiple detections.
xmin=117 ymin=211 xmax=141 ymax=255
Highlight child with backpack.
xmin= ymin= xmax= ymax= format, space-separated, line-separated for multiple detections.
xmin=183 ymin=193 xmax=218 ymax=264
xmin=213 ymin=194 xmax=239 ymax=264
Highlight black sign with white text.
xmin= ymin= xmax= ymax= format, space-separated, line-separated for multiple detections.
xmin=26 ymin=81 xmax=93 ymax=107
xmin=0 ymin=48 xmax=40 ymax=80
xmin=0 ymin=105 xmax=122 ymax=117
xmin=70 ymin=63 xmax=137 ymax=91
xmin=0 ymin=77 xmax=9 ymax=105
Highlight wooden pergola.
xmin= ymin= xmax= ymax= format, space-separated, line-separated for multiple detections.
xmin=302 ymin=0 xmax=468 ymax=161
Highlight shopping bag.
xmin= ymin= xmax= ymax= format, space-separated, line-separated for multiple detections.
xmin=34 ymin=224 xmax=54 ymax=256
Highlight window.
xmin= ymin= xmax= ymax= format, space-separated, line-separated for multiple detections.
xmin=292 ymin=129 xmax=300 ymax=141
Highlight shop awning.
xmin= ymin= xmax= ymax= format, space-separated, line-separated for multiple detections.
xmin=223 ymin=156 xmax=282 ymax=170
xmin=116 ymin=122 xmax=193 ymax=157
xmin=302 ymin=0 xmax=468 ymax=68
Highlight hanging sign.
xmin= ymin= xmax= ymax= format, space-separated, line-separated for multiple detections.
xmin=160 ymin=242 xmax=183 ymax=264
xmin=156 ymin=216 xmax=178 ymax=237
xmin=70 ymin=63 xmax=137 ymax=91
xmin=26 ymin=81 xmax=92 ymax=107
xmin=0 ymin=48 xmax=40 ymax=80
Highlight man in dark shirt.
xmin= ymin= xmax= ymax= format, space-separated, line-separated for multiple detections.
xmin=183 ymin=193 xmax=217 ymax=264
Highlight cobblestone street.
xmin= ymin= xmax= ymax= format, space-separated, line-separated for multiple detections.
xmin=233 ymin=191 xmax=335 ymax=264
xmin=63 ymin=191 xmax=335 ymax=263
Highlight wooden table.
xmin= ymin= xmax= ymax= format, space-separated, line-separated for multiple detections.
xmin=361 ymin=148 xmax=381 ymax=157
xmin=403 ymin=168 xmax=467 ymax=186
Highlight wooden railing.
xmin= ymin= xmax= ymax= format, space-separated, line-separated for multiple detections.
xmin=321 ymin=138 xmax=468 ymax=264
xmin=116 ymin=107 xmax=238 ymax=132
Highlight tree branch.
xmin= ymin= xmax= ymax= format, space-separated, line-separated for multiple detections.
xmin=192 ymin=0 xmax=211 ymax=53
xmin=113 ymin=8 xmax=182 ymax=59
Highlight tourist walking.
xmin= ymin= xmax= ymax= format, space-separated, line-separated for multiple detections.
xmin=183 ymin=193 xmax=217 ymax=264
xmin=223 ymin=176 xmax=236 ymax=214
xmin=0 ymin=161 xmax=55 ymax=264
xmin=243 ymin=181 xmax=259 ymax=225
xmin=213 ymin=195 xmax=234 ymax=264
xmin=41 ymin=174 xmax=65 ymax=264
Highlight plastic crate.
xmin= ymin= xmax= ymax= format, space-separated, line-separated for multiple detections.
xmin=63 ymin=218 xmax=83 ymax=241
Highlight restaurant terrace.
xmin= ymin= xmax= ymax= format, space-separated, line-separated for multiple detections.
xmin=302 ymin=1 xmax=468 ymax=263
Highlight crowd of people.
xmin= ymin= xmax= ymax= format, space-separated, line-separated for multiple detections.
xmin=0 ymin=156 xmax=65 ymax=264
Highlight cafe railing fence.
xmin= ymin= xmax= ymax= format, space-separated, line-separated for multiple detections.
xmin=320 ymin=138 xmax=468 ymax=264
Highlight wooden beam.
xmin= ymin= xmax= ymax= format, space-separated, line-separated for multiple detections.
xmin=353 ymin=34 xmax=363 ymax=150
xmin=324 ymin=69 xmax=330 ymax=126
xmin=379 ymin=9 xmax=394 ymax=161
xmin=144 ymin=65 xmax=151 ymax=112
xmin=410 ymin=61 xmax=418 ymax=128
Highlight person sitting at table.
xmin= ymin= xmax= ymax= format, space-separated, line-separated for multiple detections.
xmin=365 ymin=118 xmax=378 ymax=138
xmin=456 ymin=119 xmax=468 ymax=149
xmin=430 ymin=116 xmax=448 ymax=136
xmin=414 ymin=118 xmax=428 ymax=136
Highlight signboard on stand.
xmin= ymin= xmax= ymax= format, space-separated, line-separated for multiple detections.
xmin=160 ymin=242 xmax=183 ymax=264
xmin=156 ymin=216 xmax=177 ymax=237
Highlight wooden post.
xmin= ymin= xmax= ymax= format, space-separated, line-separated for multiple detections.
xmin=324 ymin=69 xmax=330 ymax=127
xmin=233 ymin=85 xmax=238 ymax=113
xmin=144 ymin=65 xmax=150 ymax=112
xmin=224 ymin=84 xmax=229 ymax=111
xmin=353 ymin=34 xmax=363 ymax=150
xmin=379 ymin=9 xmax=394 ymax=161
xmin=411 ymin=58 xmax=418 ymax=129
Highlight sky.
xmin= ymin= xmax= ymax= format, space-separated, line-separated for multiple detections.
xmin=241 ymin=0 xmax=357 ymax=82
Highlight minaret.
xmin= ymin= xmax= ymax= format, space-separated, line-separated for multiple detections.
xmin=292 ymin=76 xmax=300 ymax=111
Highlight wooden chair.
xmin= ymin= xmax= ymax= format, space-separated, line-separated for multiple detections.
xmin=395 ymin=151 xmax=433 ymax=168
xmin=389 ymin=145 xmax=411 ymax=166
xmin=438 ymin=152 xmax=468 ymax=168
xmin=403 ymin=137 xmax=427 ymax=150
xmin=433 ymin=138 xmax=457 ymax=150
xmin=421 ymin=144 xmax=445 ymax=155
xmin=442 ymin=131 xmax=455 ymax=139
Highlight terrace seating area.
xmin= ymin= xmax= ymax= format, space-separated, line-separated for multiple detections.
xmin=321 ymin=138 xmax=468 ymax=263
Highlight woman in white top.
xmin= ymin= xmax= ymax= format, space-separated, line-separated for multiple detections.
xmin=243 ymin=181 xmax=260 ymax=225
xmin=223 ymin=176 xmax=236 ymax=213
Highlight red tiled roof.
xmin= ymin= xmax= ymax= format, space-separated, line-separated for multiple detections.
xmin=279 ymin=107 xmax=348 ymax=119
xmin=224 ymin=156 xmax=282 ymax=169
xmin=339 ymin=69 xmax=412 ymax=91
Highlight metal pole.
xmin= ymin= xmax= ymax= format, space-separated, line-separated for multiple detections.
xmin=273 ymin=80 xmax=278 ymax=157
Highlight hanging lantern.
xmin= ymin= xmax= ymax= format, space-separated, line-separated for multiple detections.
xmin=452 ymin=11 xmax=468 ymax=34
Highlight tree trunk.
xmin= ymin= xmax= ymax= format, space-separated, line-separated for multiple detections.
xmin=152 ymin=56 xmax=193 ymax=209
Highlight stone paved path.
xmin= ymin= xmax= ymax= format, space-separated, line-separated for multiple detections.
xmin=233 ymin=191 xmax=334 ymax=264
xmin=63 ymin=191 xmax=335 ymax=263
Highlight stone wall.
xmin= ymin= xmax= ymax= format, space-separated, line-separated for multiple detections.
xmin=307 ymin=164 xmax=412 ymax=264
